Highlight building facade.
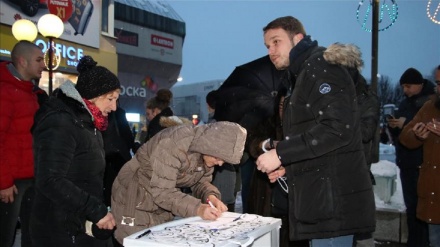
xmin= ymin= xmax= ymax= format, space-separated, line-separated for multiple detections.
xmin=171 ymin=80 xmax=223 ymax=124
xmin=0 ymin=0 xmax=185 ymax=122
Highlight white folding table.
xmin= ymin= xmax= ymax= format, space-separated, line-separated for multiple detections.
xmin=123 ymin=212 xmax=281 ymax=247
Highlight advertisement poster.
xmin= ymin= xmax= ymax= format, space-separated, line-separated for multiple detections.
xmin=0 ymin=0 xmax=101 ymax=48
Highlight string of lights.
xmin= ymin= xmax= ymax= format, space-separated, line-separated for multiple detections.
xmin=43 ymin=40 xmax=61 ymax=70
xmin=356 ymin=0 xmax=399 ymax=32
xmin=427 ymin=0 xmax=440 ymax=24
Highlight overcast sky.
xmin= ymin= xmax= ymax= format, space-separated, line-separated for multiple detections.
xmin=169 ymin=0 xmax=440 ymax=85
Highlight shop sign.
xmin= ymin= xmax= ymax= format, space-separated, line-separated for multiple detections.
xmin=35 ymin=39 xmax=84 ymax=68
xmin=115 ymin=28 xmax=138 ymax=46
xmin=151 ymin=34 xmax=174 ymax=49
xmin=120 ymin=85 xmax=147 ymax=97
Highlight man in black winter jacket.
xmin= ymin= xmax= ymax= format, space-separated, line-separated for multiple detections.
xmin=387 ymin=67 xmax=436 ymax=247
xmin=256 ymin=16 xmax=376 ymax=246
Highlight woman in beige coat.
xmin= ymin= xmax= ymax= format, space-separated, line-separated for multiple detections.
xmin=111 ymin=121 xmax=246 ymax=243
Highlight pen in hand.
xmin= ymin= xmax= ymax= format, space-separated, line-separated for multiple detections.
xmin=135 ymin=229 xmax=151 ymax=239
xmin=207 ymin=199 xmax=215 ymax=209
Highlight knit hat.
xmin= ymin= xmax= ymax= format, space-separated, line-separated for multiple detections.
xmin=399 ymin=68 xmax=424 ymax=85
xmin=75 ymin=56 xmax=121 ymax=99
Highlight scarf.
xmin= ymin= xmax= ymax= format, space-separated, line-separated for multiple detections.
xmin=288 ymin=35 xmax=318 ymax=74
xmin=83 ymin=99 xmax=108 ymax=131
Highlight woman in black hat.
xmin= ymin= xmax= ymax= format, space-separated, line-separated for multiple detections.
xmin=30 ymin=56 xmax=120 ymax=246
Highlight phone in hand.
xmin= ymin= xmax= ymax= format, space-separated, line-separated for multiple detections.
xmin=385 ymin=114 xmax=395 ymax=120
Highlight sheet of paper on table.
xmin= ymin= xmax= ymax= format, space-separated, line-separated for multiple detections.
xmin=123 ymin=212 xmax=281 ymax=247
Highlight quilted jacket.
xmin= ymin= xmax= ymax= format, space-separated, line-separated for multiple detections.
xmin=0 ymin=62 xmax=40 ymax=189
xmin=31 ymin=81 xmax=110 ymax=246
xmin=112 ymin=122 xmax=246 ymax=242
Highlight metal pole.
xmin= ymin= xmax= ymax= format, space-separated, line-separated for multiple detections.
xmin=48 ymin=38 xmax=53 ymax=95
xmin=371 ymin=0 xmax=381 ymax=176
xmin=371 ymin=0 xmax=379 ymax=94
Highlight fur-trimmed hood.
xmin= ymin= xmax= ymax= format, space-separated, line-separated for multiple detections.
xmin=159 ymin=116 xmax=192 ymax=128
xmin=324 ymin=43 xmax=364 ymax=71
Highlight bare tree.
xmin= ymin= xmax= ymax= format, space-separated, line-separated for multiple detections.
xmin=376 ymin=75 xmax=403 ymax=107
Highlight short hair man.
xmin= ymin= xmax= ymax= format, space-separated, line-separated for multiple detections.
xmin=0 ymin=40 xmax=46 ymax=246
xmin=256 ymin=16 xmax=376 ymax=246
xmin=399 ymin=65 xmax=440 ymax=247
xmin=387 ymin=67 xmax=435 ymax=247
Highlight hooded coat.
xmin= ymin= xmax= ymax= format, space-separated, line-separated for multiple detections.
xmin=276 ymin=38 xmax=376 ymax=240
xmin=326 ymin=43 xmax=381 ymax=177
xmin=31 ymin=81 xmax=110 ymax=246
xmin=111 ymin=121 xmax=246 ymax=242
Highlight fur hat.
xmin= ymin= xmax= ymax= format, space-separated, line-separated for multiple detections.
xmin=75 ymin=56 xmax=121 ymax=99
xmin=399 ymin=68 xmax=424 ymax=85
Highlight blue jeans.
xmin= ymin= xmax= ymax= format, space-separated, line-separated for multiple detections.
xmin=429 ymin=224 xmax=440 ymax=247
xmin=311 ymin=235 xmax=353 ymax=247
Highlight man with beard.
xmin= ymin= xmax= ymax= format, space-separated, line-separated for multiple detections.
xmin=256 ymin=16 xmax=376 ymax=246
xmin=400 ymin=65 xmax=440 ymax=247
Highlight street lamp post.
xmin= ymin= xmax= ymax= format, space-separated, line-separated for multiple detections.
xmin=37 ymin=14 xmax=64 ymax=95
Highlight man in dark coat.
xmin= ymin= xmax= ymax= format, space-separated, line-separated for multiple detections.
xmin=387 ymin=67 xmax=435 ymax=247
xmin=256 ymin=16 xmax=376 ymax=246
xmin=325 ymin=43 xmax=380 ymax=247
xmin=102 ymin=105 xmax=136 ymax=206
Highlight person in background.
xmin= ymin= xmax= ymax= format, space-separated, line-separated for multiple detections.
xmin=399 ymin=65 xmax=440 ymax=247
xmin=206 ymin=90 xmax=217 ymax=124
xmin=206 ymin=90 xmax=238 ymax=212
xmin=256 ymin=16 xmax=376 ymax=246
xmin=30 ymin=56 xmax=118 ymax=246
xmin=111 ymin=122 xmax=247 ymax=243
xmin=0 ymin=40 xmax=47 ymax=247
xmin=325 ymin=43 xmax=381 ymax=247
xmin=247 ymin=88 xmax=310 ymax=247
xmin=102 ymin=102 xmax=137 ymax=247
xmin=143 ymin=88 xmax=173 ymax=143
xmin=388 ymin=67 xmax=435 ymax=247
xmin=102 ymin=105 xmax=136 ymax=207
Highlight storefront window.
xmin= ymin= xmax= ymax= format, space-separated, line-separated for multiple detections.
xmin=102 ymin=0 xmax=109 ymax=33
xmin=101 ymin=0 xmax=115 ymax=36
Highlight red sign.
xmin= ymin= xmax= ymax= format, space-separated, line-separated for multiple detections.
xmin=47 ymin=0 xmax=73 ymax=22
xmin=151 ymin=34 xmax=174 ymax=49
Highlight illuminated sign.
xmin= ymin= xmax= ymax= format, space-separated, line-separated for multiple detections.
xmin=151 ymin=34 xmax=174 ymax=49
xmin=120 ymin=85 xmax=147 ymax=97
xmin=115 ymin=28 xmax=138 ymax=46
xmin=35 ymin=39 xmax=84 ymax=67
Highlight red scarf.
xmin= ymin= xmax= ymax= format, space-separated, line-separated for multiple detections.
xmin=83 ymin=99 xmax=108 ymax=131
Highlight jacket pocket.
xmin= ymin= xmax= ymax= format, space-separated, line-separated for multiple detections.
xmin=292 ymin=164 xmax=334 ymax=223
